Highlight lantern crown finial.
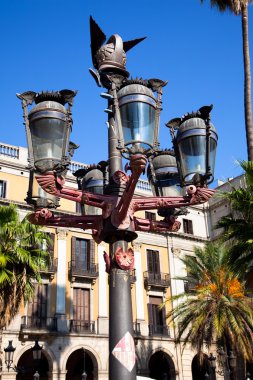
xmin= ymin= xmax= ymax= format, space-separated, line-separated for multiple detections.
xmin=90 ymin=16 xmax=146 ymax=77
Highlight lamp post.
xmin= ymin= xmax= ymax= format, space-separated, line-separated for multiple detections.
xmin=17 ymin=17 xmax=218 ymax=380
xmin=4 ymin=341 xmax=16 ymax=371
xmin=208 ymin=349 xmax=237 ymax=380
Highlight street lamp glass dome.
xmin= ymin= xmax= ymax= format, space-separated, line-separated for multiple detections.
xmin=148 ymin=151 xmax=182 ymax=197
xmin=117 ymin=83 xmax=157 ymax=156
xmin=28 ymin=100 xmax=70 ymax=173
xmin=175 ymin=117 xmax=217 ymax=184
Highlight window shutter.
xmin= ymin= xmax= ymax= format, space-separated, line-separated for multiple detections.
xmin=154 ymin=251 xmax=160 ymax=274
xmin=71 ymin=237 xmax=76 ymax=263
xmin=147 ymin=250 xmax=153 ymax=272
xmin=89 ymin=239 xmax=95 ymax=269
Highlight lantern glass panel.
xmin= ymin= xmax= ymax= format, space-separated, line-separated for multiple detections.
xmin=178 ymin=134 xmax=206 ymax=181
xmin=120 ymin=101 xmax=156 ymax=151
xmin=153 ymin=168 xmax=182 ymax=197
xmin=30 ymin=117 xmax=68 ymax=171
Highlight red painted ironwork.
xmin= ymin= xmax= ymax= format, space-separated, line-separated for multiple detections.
xmin=115 ymin=247 xmax=134 ymax=270
xmin=32 ymin=153 xmax=215 ymax=253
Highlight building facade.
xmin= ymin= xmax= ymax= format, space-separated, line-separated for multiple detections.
xmin=0 ymin=142 xmax=219 ymax=380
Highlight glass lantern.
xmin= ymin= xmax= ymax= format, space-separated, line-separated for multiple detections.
xmin=148 ymin=151 xmax=182 ymax=197
xmin=117 ymin=83 xmax=158 ymax=157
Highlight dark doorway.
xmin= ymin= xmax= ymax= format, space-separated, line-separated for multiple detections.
xmin=149 ymin=351 xmax=176 ymax=380
xmin=192 ymin=354 xmax=216 ymax=380
xmin=16 ymin=350 xmax=49 ymax=380
xmin=66 ymin=349 xmax=94 ymax=380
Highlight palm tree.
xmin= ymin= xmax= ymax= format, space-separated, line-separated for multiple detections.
xmin=216 ymin=160 xmax=253 ymax=271
xmin=0 ymin=204 xmax=51 ymax=328
xmin=160 ymin=242 xmax=253 ymax=366
xmin=200 ymin=0 xmax=253 ymax=161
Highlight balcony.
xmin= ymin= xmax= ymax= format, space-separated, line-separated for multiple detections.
xmin=69 ymin=320 xmax=95 ymax=334
xmin=143 ymin=271 xmax=170 ymax=290
xmin=21 ymin=316 xmax=57 ymax=331
xmin=183 ymin=278 xmax=198 ymax=293
xmin=148 ymin=324 xmax=170 ymax=337
xmin=68 ymin=261 xmax=99 ymax=283
xmin=39 ymin=258 xmax=57 ymax=278
xmin=133 ymin=321 xmax=141 ymax=336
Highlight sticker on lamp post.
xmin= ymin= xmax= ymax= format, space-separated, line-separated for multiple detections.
xmin=112 ymin=331 xmax=136 ymax=372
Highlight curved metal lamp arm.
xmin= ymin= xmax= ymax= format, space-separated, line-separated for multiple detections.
xmin=132 ymin=186 xmax=215 ymax=212
xmin=134 ymin=216 xmax=181 ymax=233
xmin=35 ymin=172 xmax=116 ymax=218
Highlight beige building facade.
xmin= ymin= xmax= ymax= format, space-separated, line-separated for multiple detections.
xmin=0 ymin=142 xmax=221 ymax=380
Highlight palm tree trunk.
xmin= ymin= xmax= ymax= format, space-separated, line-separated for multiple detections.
xmin=241 ymin=4 xmax=253 ymax=161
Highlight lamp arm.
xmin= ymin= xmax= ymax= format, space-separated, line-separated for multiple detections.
xmin=111 ymin=154 xmax=147 ymax=227
xmin=35 ymin=172 xmax=116 ymax=217
xmin=134 ymin=216 xmax=181 ymax=233
xmin=132 ymin=185 xmax=215 ymax=211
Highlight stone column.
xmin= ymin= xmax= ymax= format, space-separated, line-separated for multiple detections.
xmin=55 ymin=228 xmax=68 ymax=332
xmin=97 ymin=242 xmax=109 ymax=334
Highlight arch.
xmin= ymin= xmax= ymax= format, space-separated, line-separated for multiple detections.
xmin=148 ymin=350 xmax=176 ymax=380
xmin=61 ymin=344 xmax=101 ymax=373
xmin=16 ymin=348 xmax=50 ymax=380
xmin=192 ymin=354 xmax=216 ymax=380
xmin=14 ymin=344 xmax=55 ymax=373
xmin=65 ymin=348 xmax=98 ymax=380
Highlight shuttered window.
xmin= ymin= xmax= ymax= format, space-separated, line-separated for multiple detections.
xmin=28 ymin=283 xmax=48 ymax=319
xmin=147 ymin=249 xmax=160 ymax=274
xmin=73 ymin=288 xmax=90 ymax=322
xmin=148 ymin=296 xmax=167 ymax=335
xmin=71 ymin=237 xmax=95 ymax=271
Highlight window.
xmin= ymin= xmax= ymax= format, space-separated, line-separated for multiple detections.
xmin=27 ymin=283 xmax=48 ymax=328
xmin=0 ymin=180 xmax=6 ymax=198
xmin=148 ymin=296 xmax=168 ymax=336
xmin=71 ymin=287 xmax=92 ymax=332
xmin=147 ymin=249 xmax=160 ymax=274
xmin=183 ymin=218 xmax=193 ymax=234
xmin=71 ymin=237 xmax=95 ymax=271
xmin=145 ymin=211 xmax=156 ymax=221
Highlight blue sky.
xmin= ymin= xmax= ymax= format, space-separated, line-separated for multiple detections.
xmin=0 ymin=0 xmax=252 ymax=185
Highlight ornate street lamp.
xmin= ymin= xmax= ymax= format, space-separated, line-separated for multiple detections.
xmin=16 ymin=90 xmax=77 ymax=174
xmin=31 ymin=340 xmax=43 ymax=361
xmin=18 ymin=16 xmax=218 ymax=380
xmin=167 ymin=105 xmax=218 ymax=186
xmin=4 ymin=341 xmax=16 ymax=371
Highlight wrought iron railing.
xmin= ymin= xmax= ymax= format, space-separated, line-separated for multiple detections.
xmin=143 ymin=271 xmax=170 ymax=288
xmin=148 ymin=324 xmax=170 ymax=337
xmin=40 ymin=258 xmax=58 ymax=274
xmin=21 ymin=316 xmax=57 ymax=331
xmin=133 ymin=321 xmax=141 ymax=335
xmin=68 ymin=261 xmax=99 ymax=278
xmin=69 ymin=320 xmax=95 ymax=333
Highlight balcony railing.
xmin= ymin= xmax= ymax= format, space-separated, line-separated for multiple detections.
xmin=143 ymin=271 xmax=170 ymax=289
xmin=183 ymin=278 xmax=198 ymax=293
xmin=40 ymin=258 xmax=58 ymax=275
xmin=148 ymin=324 xmax=170 ymax=337
xmin=21 ymin=316 xmax=57 ymax=331
xmin=68 ymin=261 xmax=99 ymax=280
xmin=133 ymin=321 xmax=141 ymax=336
xmin=69 ymin=320 xmax=95 ymax=334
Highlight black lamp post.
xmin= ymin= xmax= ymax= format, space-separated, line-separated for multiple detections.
xmin=17 ymin=17 xmax=218 ymax=380
xmin=4 ymin=340 xmax=16 ymax=371
xmin=208 ymin=349 xmax=237 ymax=380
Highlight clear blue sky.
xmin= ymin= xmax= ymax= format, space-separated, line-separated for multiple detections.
xmin=1 ymin=0 xmax=252 ymax=185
